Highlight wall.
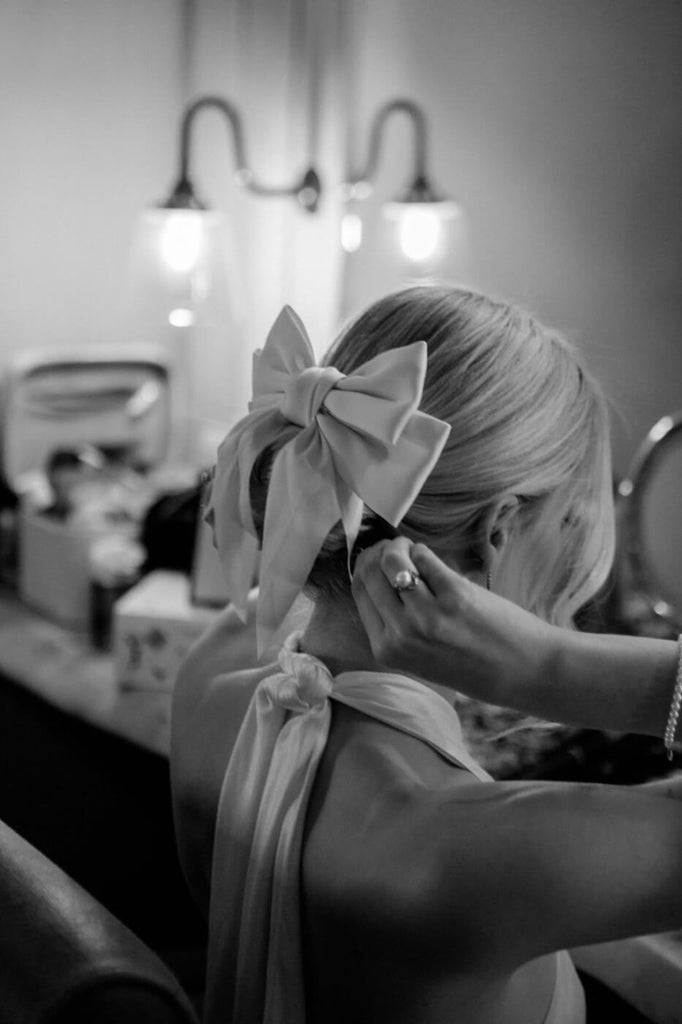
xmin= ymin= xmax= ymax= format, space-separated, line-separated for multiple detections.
xmin=180 ymin=0 xmax=350 ymax=442
xmin=346 ymin=0 xmax=682 ymax=475
xmin=0 ymin=0 xmax=350 ymax=464
xmin=0 ymin=1 xmax=184 ymax=351
xmin=0 ymin=1 xmax=680 ymax=474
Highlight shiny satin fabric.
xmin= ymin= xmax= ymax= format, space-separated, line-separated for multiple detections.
xmin=204 ymin=306 xmax=451 ymax=654
xmin=546 ymin=950 xmax=586 ymax=1024
xmin=204 ymin=635 xmax=585 ymax=1024
xmin=205 ymin=634 xmax=493 ymax=1024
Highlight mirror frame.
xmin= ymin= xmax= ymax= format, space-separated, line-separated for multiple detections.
xmin=619 ymin=411 xmax=682 ymax=631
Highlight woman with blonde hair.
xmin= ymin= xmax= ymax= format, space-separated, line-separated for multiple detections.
xmin=172 ymin=285 xmax=682 ymax=1024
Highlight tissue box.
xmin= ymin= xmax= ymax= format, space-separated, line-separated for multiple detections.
xmin=113 ymin=570 xmax=219 ymax=690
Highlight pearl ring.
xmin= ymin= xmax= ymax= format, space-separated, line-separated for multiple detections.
xmin=393 ymin=569 xmax=421 ymax=593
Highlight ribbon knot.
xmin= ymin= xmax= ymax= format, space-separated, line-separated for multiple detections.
xmin=280 ymin=365 xmax=344 ymax=427
xmin=266 ymin=648 xmax=333 ymax=711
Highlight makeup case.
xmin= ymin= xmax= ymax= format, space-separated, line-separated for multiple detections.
xmin=0 ymin=345 xmax=172 ymax=627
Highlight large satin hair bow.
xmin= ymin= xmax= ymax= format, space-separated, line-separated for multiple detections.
xmin=206 ymin=305 xmax=451 ymax=651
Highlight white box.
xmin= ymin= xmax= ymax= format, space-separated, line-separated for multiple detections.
xmin=113 ymin=570 xmax=219 ymax=690
xmin=19 ymin=508 xmax=110 ymax=628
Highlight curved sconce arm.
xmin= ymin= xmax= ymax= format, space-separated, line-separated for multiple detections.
xmin=166 ymin=94 xmax=322 ymax=213
xmin=344 ymin=99 xmax=440 ymax=201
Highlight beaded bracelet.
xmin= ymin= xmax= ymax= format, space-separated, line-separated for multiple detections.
xmin=664 ymin=634 xmax=682 ymax=761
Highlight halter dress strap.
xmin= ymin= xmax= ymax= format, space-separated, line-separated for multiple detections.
xmin=204 ymin=635 xmax=490 ymax=1024
xmin=331 ymin=671 xmax=491 ymax=783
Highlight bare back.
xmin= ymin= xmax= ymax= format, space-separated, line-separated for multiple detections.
xmin=172 ymin=626 xmax=682 ymax=1024
xmin=301 ymin=703 xmax=571 ymax=1024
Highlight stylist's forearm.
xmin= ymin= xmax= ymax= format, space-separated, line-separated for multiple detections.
xmin=534 ymin=631 xmax=678 ymax=737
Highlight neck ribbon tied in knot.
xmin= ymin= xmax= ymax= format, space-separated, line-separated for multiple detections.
xmin=266 ymin=645 xmax=333 ymax=712
xmin=280 ymin=365 xmax=344 ymax=428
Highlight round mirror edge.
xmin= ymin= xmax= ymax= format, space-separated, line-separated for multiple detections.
xmin=618 ymin=411 xmax=682 ymax=635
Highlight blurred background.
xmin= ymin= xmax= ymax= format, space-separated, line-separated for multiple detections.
xmin=1 ymin=0 xmax=680 ymax=472
xmin=0 ymin=3 xmax=680 ymax=1020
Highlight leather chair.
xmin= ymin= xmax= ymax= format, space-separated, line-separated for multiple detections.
xmin=0 ymin=818 xmax=200 ymax=1023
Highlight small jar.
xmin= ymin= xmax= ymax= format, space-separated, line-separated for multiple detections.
xmin=89 ymin=536 xmax=146 ymax=650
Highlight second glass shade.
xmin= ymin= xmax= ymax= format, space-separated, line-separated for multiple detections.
xmin=339 ymin=199 xmax=472 ymax=318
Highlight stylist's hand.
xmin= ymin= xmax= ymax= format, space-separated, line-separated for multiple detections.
xmin=352 ymin=538 xmax=557 ymax=704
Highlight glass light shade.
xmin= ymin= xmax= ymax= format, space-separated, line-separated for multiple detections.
xmin=125 ymin=207 xmax=234 ymax=329
xmin=383 ymin=200 xmax=464 ymax=267
xmin=340 ymin=199 xmax=472 ymax=318
xmin=159 ymin=209 xmax=204 ymax=274
xmin=122 ymin=205 xmax=243 ymax=468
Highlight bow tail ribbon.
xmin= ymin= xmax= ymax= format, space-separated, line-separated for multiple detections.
xmin=204 ymin=683 xmax=331 ymax=1024
xmin=209 ymin=408 xmax=287 ymax=621
xmin=257 ymin=430 xmax=364 ymax=652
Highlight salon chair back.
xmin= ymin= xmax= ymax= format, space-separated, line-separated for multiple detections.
xmin=0 ymin=818 xmax=199 ymax=1024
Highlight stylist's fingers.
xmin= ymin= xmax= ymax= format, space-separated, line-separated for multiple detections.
xmin=351 ymin=572 xmax=390 ymax=643
xmin=353 ymin=541 xmax=405 ymax=619
xmin=410 ymin=543 xmax=472 ymax=603
xmin=354 ymin=539 xmax=430 ymax=615
xmin=373 ymin=535 xmax=418 ymax=587
xmin=356 ymin=536 xmax=431 ymax=599
xmin=353 ymin=543 xmax=400 ymax=658
xmin=353 ymin=542 xmax=422 ymax=663
xmin=354 ymin=539 xmax=437 ymax=646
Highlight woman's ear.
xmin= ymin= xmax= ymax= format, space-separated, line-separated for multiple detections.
xmin=475 ymin=495 xmax=521 ymax=571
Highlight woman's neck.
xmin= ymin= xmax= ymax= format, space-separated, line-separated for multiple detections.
xmin=300 ymin=597 xmax=457 ymax=706
xmin=300 ymin=597 xmax=379 ymax=675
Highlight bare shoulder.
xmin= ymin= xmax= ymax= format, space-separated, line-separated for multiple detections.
xmin=172 ymin=597 xmax=259 ymax=719
xmin=172 ymin=631 xmax=269 ymax=799
xmin=301 ymin=708 xmax=487 ymax=959
xmin=303 ymin=717 xmax=682 ymax=971
xmin=170 ymin=603 xmax=276 ymax=909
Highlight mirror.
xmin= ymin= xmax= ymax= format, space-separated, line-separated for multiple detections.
xmin=619 ymin=412 xmax=682 ymax=633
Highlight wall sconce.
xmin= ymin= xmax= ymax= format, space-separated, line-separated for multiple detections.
xmin=132 ymin=95 xmax=461 ymax=327
xmin=160 ymin=94 xmax=324 ymax=216
xmin=340 ymin=99 xmax=462 ymax=268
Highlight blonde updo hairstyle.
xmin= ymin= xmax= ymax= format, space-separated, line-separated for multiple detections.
xmin=250 ymin=285 xmax=615 ymax=627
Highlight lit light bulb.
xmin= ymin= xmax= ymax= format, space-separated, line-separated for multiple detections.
xmin=341 ymin=212 xmax=363 ymax=253
xmin=168 ymin=307 xmax=195 ymax=327
xmin=383 ymin=200 xmax=461 ymax=267
xmin=160 ymin=211 xmax=204 ymax=273
xmin=398 ymin=207 xmax=442 ymax=262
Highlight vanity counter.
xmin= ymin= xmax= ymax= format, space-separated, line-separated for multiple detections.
xmin=0 ymin=586 xmax=171 ymax=756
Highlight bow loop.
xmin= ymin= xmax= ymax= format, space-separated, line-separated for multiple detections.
xmin=280 ymin=365 xmax=344 ymax=427
xmin=205 ymin=304 xmax=451 ymax=653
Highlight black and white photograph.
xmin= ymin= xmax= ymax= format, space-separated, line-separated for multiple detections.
xmin=0 ymin=2 xmax=681 ymax=1022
